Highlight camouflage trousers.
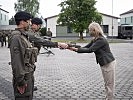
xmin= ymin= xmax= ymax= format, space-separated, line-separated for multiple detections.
xmin=13 ymin=72 xmax=34 ymax=100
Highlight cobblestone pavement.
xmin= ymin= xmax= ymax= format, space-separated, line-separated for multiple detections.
xmin=0 ymin=43 xmax=133 ymax=100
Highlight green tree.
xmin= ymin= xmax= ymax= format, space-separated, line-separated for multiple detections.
xmin=14 ymin=0 xmax=39 ymax=17
xmin=57 ymin=0 xmax=102 ymax=39
xmin=9 ymin=16 xmax=16 ymax=25
xmin=40 ymin=27 xmax=47 ymax=36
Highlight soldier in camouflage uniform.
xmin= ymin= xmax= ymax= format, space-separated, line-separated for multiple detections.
xmin=27 ymin=17 xmax=69 ymax=91
xmin=9 ymin=11 xmax=36 ymax=100
xmin=29 ymin=17 xmax=43 ymax=53
xmin=0 ymin=31 xmax=4 ymax=47
xmin=46 ymin=28 xmax=52 ymax=38
xmin=2 ymin=31 xmax=7 ymax=47
xmin=27 ymin=17 xmax=65 ymax=53
xmin=10 ymin=11 xmax=68 ymax=100
xmin=28 ymin=18 xmax=43 ymax=91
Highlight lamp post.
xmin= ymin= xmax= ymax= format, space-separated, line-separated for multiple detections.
xmin=112 ymin=0 xmax=114 ymax=39
xmin=0 ymin=5 xmax=2 ymax=25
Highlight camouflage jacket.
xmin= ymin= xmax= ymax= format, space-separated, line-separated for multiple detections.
xmin=27 ymin=30 xmax=58 ymax=48
xmin=10 ymin=28 xmax=38 ymax=86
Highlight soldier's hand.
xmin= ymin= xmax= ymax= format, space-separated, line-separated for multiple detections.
xmin=17 ymin=84 xmax=27 ymax=94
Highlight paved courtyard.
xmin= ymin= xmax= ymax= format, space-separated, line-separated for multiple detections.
xmin=0 ymin=42 xmax=133 ymax=100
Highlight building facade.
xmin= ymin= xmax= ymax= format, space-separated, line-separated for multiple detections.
xmin=45 ymin=13 xmax=119 ymax=37
xmin=101 ymin=13 xmax=119 ymax=37
xmin=120 ymin=9 xmax=133 ymax=25
xmin=0 ymin=8 xmax=9 ymax=25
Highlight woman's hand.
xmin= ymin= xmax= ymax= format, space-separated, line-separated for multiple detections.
xmin=68 ymin=47 xmax=78 ymax=51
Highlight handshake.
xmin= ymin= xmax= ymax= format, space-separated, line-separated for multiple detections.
xmin=58 ymin=42 xmax=81 ymax=51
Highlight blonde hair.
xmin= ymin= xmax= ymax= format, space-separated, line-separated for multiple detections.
xmin=88 ymin=22 xmax=106 ymax=38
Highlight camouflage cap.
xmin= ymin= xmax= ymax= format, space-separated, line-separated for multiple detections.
xmin=31 ymin=17 xmax=43 ymax=25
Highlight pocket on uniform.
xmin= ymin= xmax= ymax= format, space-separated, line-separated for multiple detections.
xmin=24 ymin=48 xmax=32 ymax=64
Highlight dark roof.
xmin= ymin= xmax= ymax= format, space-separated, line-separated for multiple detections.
xmin=0 ymin=8 xmax=9 ymax=13
xmin=120 ymin=9 xmax=133 ymax=15
xmin=100 ymin=13 xmax=120 ymax=19
xmin=44 ymin=15 xmax=58 ymax=20
xmin=44 ymin=13 xmax=120 ymax=20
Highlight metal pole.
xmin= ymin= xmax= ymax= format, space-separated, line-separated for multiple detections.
xmin=0 ymin=5 xmax=2 ymax=25
xmin=112 ymin=0 xmax=114 ymax=40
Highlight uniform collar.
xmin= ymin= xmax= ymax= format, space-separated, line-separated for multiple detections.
xmin=15 ymin=28 xmax=28 ymax=39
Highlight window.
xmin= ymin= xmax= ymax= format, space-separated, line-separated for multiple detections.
xmin=1 ymin=14 xmax=2 ymax=20
xmin=131 ymin=16 xmax=133 ymax=23
xmin=125 ymin=18 xmax=126 ymax=24
xmin=5 ymin=15 xmax=6 ymax=21
xmin=67 ymin=26 xmax=72 ymax=33
xmin=101 ymin=25 xmax=108 ymax=33
xmin=125 ymin=26 xmax=132 ymax=30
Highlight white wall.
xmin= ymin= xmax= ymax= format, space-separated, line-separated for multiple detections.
xmin=47 ymin=17 xmax=58 ymax=37
xmin=102 ymin=15 xmax=118 ymax=36
xmin=120 ymin=13 xmax=133 ymax=25
xmin=0 ymin=10 xmax=9 ymax=25
xmin=120 ymin=13 xmax=133 ymax=18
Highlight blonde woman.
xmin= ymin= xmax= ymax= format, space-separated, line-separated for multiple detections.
xmin=69 ymin=22 xmax=116 ymax=100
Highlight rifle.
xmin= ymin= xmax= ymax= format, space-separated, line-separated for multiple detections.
xmin=67 ymin=43 xmax=81 ymax=48
xmin=59 ymin=42 xmax=81 ymax=49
